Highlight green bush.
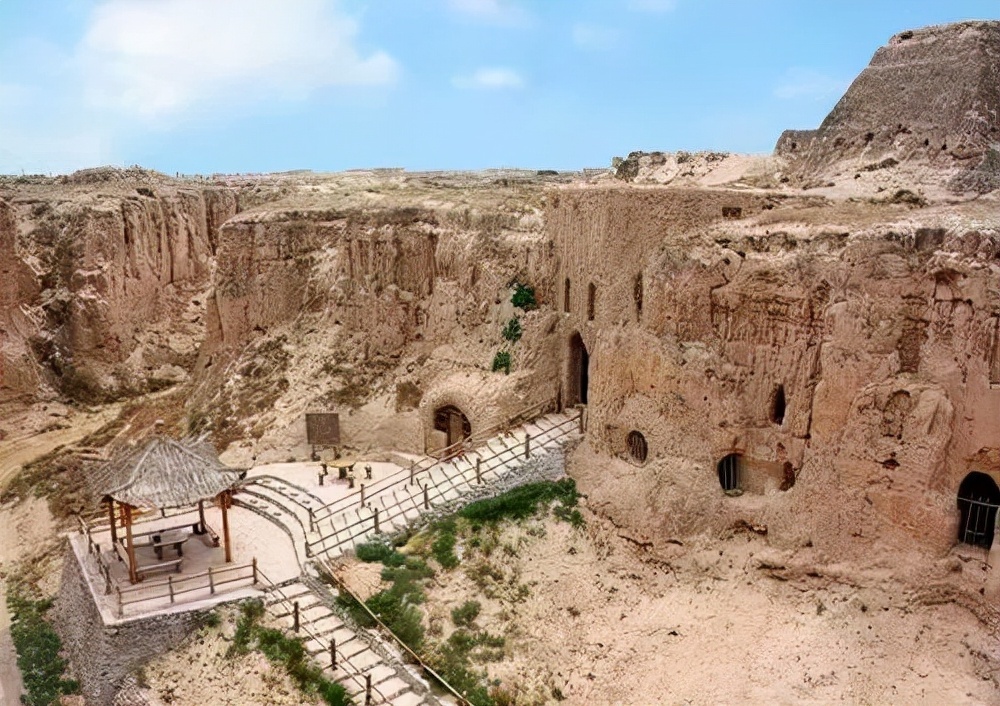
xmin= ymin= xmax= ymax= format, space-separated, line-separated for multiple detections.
xmin=355 ymin=541 xmax=405 ymax=566
xmin=510 ymin=283 xmax=537 ymax=311
xmin=365 ymin=591 xmax=425 ymax=651
xmin=491 ymin=350 xmax=512 ymax=375
xmin=459 ymin=478 xmax=582 ymax=526
xmin=8 ymin=589 xmax=79 ymax=706
xmin=451 ymin=600 xmax=481 ymax=627
xmin=431 ymin=521 xmax=460 ymax=569
xmin=501 ymin=317 xmax=522 ymax=343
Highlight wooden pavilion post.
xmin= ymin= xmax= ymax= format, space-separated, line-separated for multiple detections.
xmin=123 ymin=504 xmax=138 ymax=584
xmin=197 ymin=499 xmax=206 ymax=534
xmin=220 ymin=490 xmax=233 ymax=563
xmin=106 ymin=497 xmax=118 ymax=546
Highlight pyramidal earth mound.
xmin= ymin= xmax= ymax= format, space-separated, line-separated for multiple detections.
xmin=776 ymin=20 xmax=1000 ymax=192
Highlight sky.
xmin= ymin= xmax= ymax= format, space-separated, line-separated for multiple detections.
xmin=0 ymin=0 xmax=997 ymax=175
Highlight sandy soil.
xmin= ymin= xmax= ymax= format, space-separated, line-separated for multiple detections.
xmin=133 ymin=606 xmax=325 ymax=706
xmin=341 ymin=512 xmax=999 ymax=705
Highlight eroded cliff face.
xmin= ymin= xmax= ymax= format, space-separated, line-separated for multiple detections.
xmin=548 ymin=185 xmax=1000 ymax=557
xmin=189 ymin=175 xmax=564 ymax=457
xmin=0 ymin=171 xmax=237 ymax=408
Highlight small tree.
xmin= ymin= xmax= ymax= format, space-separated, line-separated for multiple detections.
xmin=491 ymin=350 xmax=512 ymax=375
xmin=501 ymin=317 xmax=522 ymax=343
xmin=510 ymin=283 xmax=537 ymax=311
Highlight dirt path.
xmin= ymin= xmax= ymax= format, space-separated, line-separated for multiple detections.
xmin=0 ymin=401 xmax=122 ymax=704
xmin=0 ymin=402 xmax=123 ymax=492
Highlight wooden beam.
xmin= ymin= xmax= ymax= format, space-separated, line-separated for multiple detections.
xmin=107 ymin=498 xmax=118 ymax=546
xmin=220 ymin=491 xmax=232 ymax=563
xmin=124 ymin=504 xmax=138 ymax=584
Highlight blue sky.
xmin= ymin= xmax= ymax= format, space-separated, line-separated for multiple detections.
xmin=0 ymin=0 xmax=997 ymax=175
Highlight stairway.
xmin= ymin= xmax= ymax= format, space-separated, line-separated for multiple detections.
xmin=240 ymin=408 xmax=582 ymax=704
xmin=262 ymin=577 xmax=440 ymax=705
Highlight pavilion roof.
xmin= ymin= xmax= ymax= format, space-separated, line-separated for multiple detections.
xmin=92 ymin=436 xmax=244 ymax=510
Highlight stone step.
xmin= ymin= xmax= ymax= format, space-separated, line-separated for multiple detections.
xmin=375 ymin=677 xmax=410 ymax=700
xmin=391 ymin=691 xmax=424 ymax=706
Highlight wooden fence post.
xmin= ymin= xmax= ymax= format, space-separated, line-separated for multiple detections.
xmin=525 ymin=433 xmax=531 ymax=459
xmin=330 ymin=638 xmax=337 ymax=669
xmin=423 ymin=484 xmax=429 ymax=510
xmin=293 ymin=601 xmax=300 ymax=632
xmin=168 ymin=576 xmax=175 ymax=604
xmin=365 ymin=674 xmax=372 ymax=705
xmin=116 ymin=587 xmax=123 ymax=618
xmin=208 ymin=567 xmax=215 ymax=594
xmin=476 ymin=457 xmax=482 ymax=484
xmin=360 ymin=484 xmax=366 ymax=507
xmin=252 ymin=557 xmax=258 ymax=584
xmin=308 ymin=508 xmax=315 ymax=532
xmin=410 ymin=465 xmax=415 ymax=485
xmin=373 ymin=507 xmax=380 ymax=534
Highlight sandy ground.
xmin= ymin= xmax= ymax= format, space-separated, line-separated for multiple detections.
xmin=131 ymin=606 xmax=326 ymax=706
xmin=342 ymin=512 xmax=1000 ymax=706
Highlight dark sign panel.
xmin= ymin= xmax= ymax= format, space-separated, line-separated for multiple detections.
xmin=305 ymin=413 xmax=340 ymax=446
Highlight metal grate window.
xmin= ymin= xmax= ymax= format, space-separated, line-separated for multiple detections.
xmin=627 ymin=431 xmax=648 ymax=464
xmin=958 ymin=472 xmax=999 ymax=549
xmin=717 ymin=453 xmax=742 ymax=492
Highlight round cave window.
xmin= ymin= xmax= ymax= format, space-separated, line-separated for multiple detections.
xmin=626 ymin=431 xmax=648 ymax=464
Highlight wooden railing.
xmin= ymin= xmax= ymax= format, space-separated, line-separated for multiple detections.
xmin=255 ymin=569 xmax=394 ymax=705
xmin=308 ymin=398 xmax=558 ymax=529
xmin=114 ymin=560 xmax=259 ymax=618
xmin=305 ymin=409 xmax=581 ymax=556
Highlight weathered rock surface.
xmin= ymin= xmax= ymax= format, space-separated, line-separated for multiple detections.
xmin=777 ymin=21 xmax=1000 ymax=192
xmin=0 ymin=169 xmax=236 ymax=406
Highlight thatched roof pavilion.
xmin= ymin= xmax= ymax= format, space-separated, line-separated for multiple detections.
xmin=94 ymin=437 xmax=245 ymax=584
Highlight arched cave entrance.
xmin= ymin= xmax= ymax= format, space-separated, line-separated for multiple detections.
xmin=957 ymin=471 xmax=1000 ymax=549
xmin=717 ymin=453 xmax=742 ymax=493
xmin=567 ymin=332 xmax=589 ymax=407
xmin=433 ymin=405 xmax=472 ymax=452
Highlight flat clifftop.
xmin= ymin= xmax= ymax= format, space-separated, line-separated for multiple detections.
xmin=777 ymin=21 xmax=1000 ymax=192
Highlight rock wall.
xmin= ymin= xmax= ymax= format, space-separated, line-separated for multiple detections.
xmin=53 ymin=544 xmax=208 ymax=705
xmin=0 ymin=175 xmax=237 ymax=405
xmin=548 ymin=186 xmax=1000 ymax=557
xmin=193 ymin=202 xmax=560 ymax=455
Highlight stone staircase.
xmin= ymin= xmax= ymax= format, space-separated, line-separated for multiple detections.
xmin=262 ymin=576 xmax=438 ymax=706
xmin=241 ymin=408 xmax=582 ymax=704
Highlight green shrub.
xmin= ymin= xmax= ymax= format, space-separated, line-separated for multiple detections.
xmin=501 ymin=317 xmax=522 ymax=343
xmin=355 ymin=541 xmax=404 ymax=566
xmin=451 ymin=600 xmax=481 ymax=627
xmin=365 ymin=591 xmax=425 ymax=651
xmin=8 ymin=588 xmax=79 ymax=706
xmin=510 ymin=283 xmax=537 ymax=311
xmin=459 ymin=478 xmax=582 ymax=526
xmin=491 ymin=350 xmax=512 ymax=375
xmin=431 ymin=521 xmax=460 ymax=569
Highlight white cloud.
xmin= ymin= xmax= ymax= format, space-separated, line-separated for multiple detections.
xmin=446 ymin=0 xmax=531 ymax=26
xmin=572 ymin=23 xmax=621 ymax=51
xmin=628 ymin=0 xmax=677 ymax=12
xmin=773 ymin=68 xmax=849 ymax=101
xmin=80 ymin=0 xmax=397 ymax=121
xmin=452 ymin=67 xmax=524 ymax=90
